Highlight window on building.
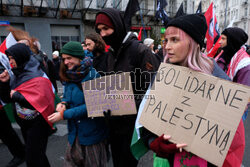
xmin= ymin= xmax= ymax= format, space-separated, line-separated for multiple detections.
xmin=97 ymin=0 xmax=105 ymax=8
xmin=244 ymin=22 xmax=247 ymax=31
xmin=113 ymin=0 xmax=121 ymax=10
xmin=245 ymin=7 xmax=248 ymax=16
xmin=51 ymin=36 xmax=80 ymax=51
xmin=139 ymin=0 xmax=148 ymax=14
xmin=7 ymin=0 xmax=19 ymax=4
xmin=46 ymin=0 xmax=57 ymax=8
xmin=192 ymin=1 xmax=194 ymax=13
xmin=184 ymin=0 xmax=187 ymax=13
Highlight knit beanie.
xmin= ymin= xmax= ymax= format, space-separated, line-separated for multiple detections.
xmin=61 ymin=41 xmax=85 ymax=59
xmin=166 ymin=14 xmax=207 ymax=48
xmin=95 ymin=13 xmax=114 ymax=29
xmin=143 ymin=38 xmax=154 ymax=47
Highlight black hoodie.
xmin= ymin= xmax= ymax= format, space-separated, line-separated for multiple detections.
xmin=5 ymin=43 xmax=44 ymax=89
xmin=221 ymin=27 xmax=248 ymax=65
xmin=96 ymin=8 xmax=160 ymax=109
xmin=5 ymin=43 xmax=44 ymax=109
xmin=96 ymin=8 xmax=127 ymax=52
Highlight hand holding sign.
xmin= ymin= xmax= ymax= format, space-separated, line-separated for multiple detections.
xmin=150 ymin=134 xmax=187 ymax=158
xmin=82 ymin=73 xmax=137 ymax=117
xmin=140 ymin=63 xmax=250 ymax=166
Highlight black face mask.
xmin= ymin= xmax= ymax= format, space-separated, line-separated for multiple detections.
xmin=102 ymin=32 xmax=116 ymax=46
xmin=12 ymin=67 xmax=23 ymax=76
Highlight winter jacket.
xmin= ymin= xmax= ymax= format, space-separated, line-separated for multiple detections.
xmin=62 ymin=67 xmax=108 ymax=146
xmin=93 ymin=52 xmax=107 ymax=76
xmin=96 ymin=8 xmax=160 ymax=109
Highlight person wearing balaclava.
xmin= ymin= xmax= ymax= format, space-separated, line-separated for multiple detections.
xmin=0 ymin=53 xmax=25 ymax=167
xmin=95 ymin=8 xmax=160 ymax=167
xmin=216 ymin=27 xmax=250 ymax=121
xmin=3 ymin=43 xmax=55 ymax=167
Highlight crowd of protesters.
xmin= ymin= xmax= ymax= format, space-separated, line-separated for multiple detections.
xmin=0 ymin=7 xmax=249 ymax=167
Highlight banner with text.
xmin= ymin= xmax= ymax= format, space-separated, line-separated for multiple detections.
xmin=139 ymin=63 xmax=250 ymax=166
xmin=82 ymin=72 xmax=137 ymax=117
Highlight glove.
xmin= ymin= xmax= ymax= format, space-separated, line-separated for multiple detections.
xmin=103 ymin=109 xmax=111 ymax=119
xmin=103 ymin=109 xmax=111 ymax=127
xmin=150 ymin=134 xmax=179 ymax=158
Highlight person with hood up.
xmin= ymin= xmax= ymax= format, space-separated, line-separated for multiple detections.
xmin=6 ymin=26 xmax=58 ymax=92
xmin=216 ymin=27 xmax=250 ymax=121
xmin=2 ymin=43 xmax=55 ymax=167
xmin=95 ymin=8 xmax=160 ymax=167
xmin=0 ymin=53 xmax=25 ymax=167
xmin=48 ymin=41 xmax=108 ymax=167
xmin=137 ymin=14 xmax=245 ymax=167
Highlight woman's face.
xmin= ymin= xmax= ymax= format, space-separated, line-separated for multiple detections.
xmin=164 ymin=27 xmax=190 ymax=66
xmin=62 ymin=54 xmax=81 ymax=70
xmin=8 ymin=56 xmax=17 ymax=68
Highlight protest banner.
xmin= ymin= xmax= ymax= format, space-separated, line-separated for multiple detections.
xmin=139 ymin=63 xmax=250 ymax=166
xmin=82 ymin=72 xmax=137 ymax=117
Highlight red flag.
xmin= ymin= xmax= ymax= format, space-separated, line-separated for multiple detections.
xmin=204 ymin=2 xmax=219 ymax=52
xmin=138 ymin=27 xmax=143 ymax=41
xmin=207 ymin=36 xmax=221 ymax=58
xmin=105 ymin=44 xmax=110 ymax=52
xmin=0 ymin=32 xmax=17 ymax=54
xmin=223 ymin=120 xmax=245 ymax=167
xmin=14 ymin=77 xmax=55 ymax=128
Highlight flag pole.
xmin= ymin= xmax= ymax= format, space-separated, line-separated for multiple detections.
xmin=139 ymin=10 xmax=147 ymax=39
xmin=224 ymin=0 xmax=228 ymax=28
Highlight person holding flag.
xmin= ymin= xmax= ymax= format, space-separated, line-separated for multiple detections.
xmin=1 ymin=43 xmax=55 ymax=167
xmin=0 ymin=53 xmax=25 ymax=167
xmin=133 ymin=13 xmax=245 ymax=167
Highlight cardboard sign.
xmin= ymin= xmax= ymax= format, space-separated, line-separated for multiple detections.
xmin=82 ymin=72 xmax=137 ymax=117
xmin=139 ymin=63 xmax=250 ymax=166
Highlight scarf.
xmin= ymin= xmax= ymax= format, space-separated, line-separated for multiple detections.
xmin=66 ymin=56 xmax=93 ymax=83
xmin=227 ymin=46 xmax=250 ymax=80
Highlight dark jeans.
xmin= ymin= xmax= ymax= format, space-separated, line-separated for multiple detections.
xmin=109 ymin=117 xmax=138 ymax=167
xmin=0 ymin=109 xmax=25 ymax=158
xmin=15 ymin=114 xmax=51 ymax=167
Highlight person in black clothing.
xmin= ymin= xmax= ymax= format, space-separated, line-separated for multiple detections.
xmin=95 ymin=8 xmax=160 ymax=167
xmin=0 ymin=54 xmax=25 ymax=167
xmin=32 ymin=40 xmax=58 ymax=92
xmin=85 ymin=33 xmax=107 ymax=75
xmin=52 ymin=51 xmax=61 ymax=81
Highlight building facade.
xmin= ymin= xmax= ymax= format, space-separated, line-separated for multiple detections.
xmin=1 ymin=0 xmax=248 ymax=57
